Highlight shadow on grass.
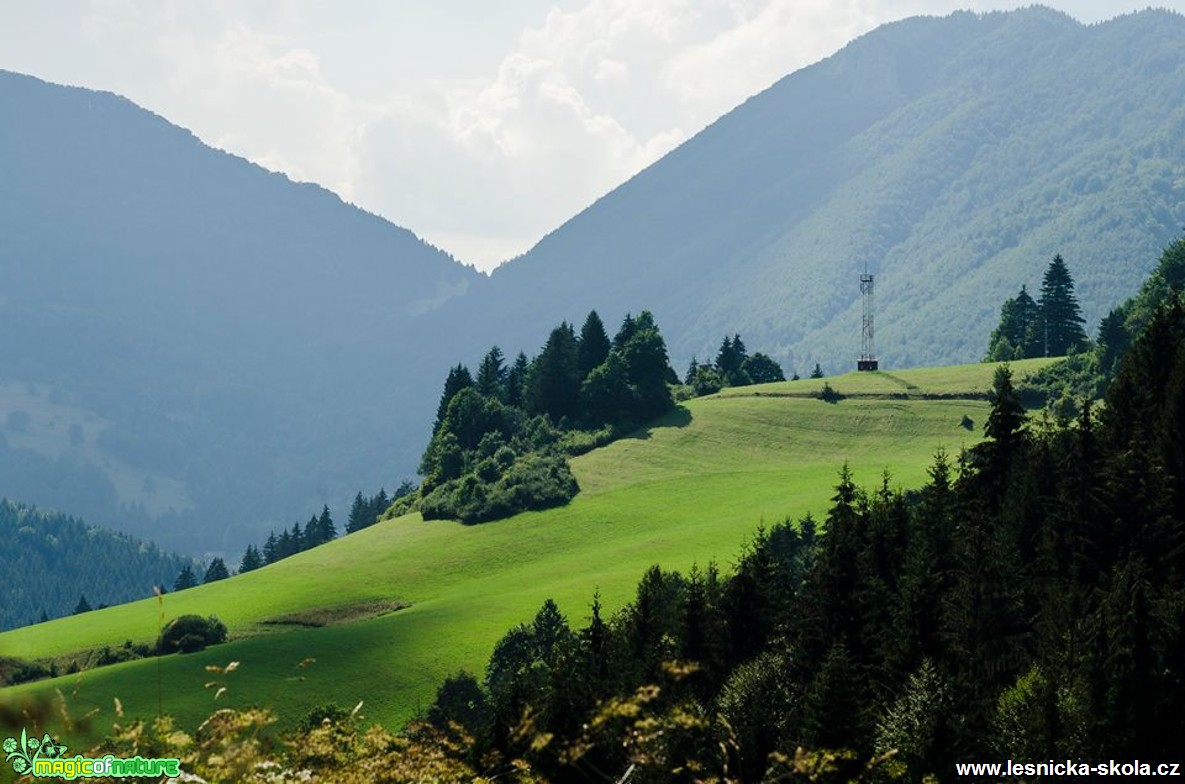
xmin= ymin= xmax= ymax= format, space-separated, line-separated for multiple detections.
xmin=621 ymin=406 xmax=693 ymax=441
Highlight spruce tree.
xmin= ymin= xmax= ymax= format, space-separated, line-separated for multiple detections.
xmin=203 ymin=558 xmax=230 ymax=583
xmin=239 ymin=545 xmax=263 ymax=573
xmin=577 ymin=310 xmax=612 ymax=378
xmin=526 ymin=322 xmax=581 ymax=422
xmin=318 ymin=505 xmax=336 ymax=542
xmin=263 ymin=532 xmax=278 ymax=564
xmin=174 ymin=564 xmax=198 ymax=591
xmin=73 ymin=594 xmax=92 ymax=614
xmin=303 ymin=514 xmax=322 ymax=549
xmin=475 ymin=346 xmax=507 ymax=400
xmin=987 ymin=286 xmax=1040 ymax=360
xmin=1037 ymin=255 xmax=1088 ymax=356
xmin=505 ymin=352 xmax=530 ymax=408
xmin=810 ymin=362 xmax=824 ymax=379
xmin=347 ymin=491 xmax=367 ymax=534
xmin=433 ymin=364 xmax=474 ymax=434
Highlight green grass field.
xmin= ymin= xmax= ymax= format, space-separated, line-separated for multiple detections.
xmin=0 ymin=359 xmax=1055 ymax=743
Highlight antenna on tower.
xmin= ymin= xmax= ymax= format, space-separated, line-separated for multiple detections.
xmin=858 ymin=266 xmax=878 ymax=372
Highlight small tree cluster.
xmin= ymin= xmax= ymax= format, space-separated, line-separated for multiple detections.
xmin=987 ymin=254 xmax=1089 ymax=360
xmin=412 ymin=310 xmax=677 ymax=523
xmin=155 ymin=614 xmax=228 ymax=655
xmin=683 ymin=334 xmax=785 ymax=396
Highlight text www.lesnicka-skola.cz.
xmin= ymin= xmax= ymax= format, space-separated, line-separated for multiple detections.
xmin=955 ymin=759 xmax=1181 ymax=778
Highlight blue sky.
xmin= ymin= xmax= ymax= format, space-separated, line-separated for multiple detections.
xmin=2 ymin=1 xmax=1181 ymax=269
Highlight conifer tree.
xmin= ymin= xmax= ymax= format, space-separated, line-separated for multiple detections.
xmin=347 ymin=491 xmax=367 ymax=534
xmin=577 ymin=310 xmax=612 ymax=378
xmin=810 ymin=362 xmax=824 ymax=379
xmin=526 ymin=322 xmax=581 ymax=422
xmin=239 ymin=544 xmax=263 ymax=573
xmin=505 ymin=352 xmax=530 ymax=408
xmin=73 ymin=594 xmax=92 ymax=614
xmin=475 ymin=346 xmax=507 ymax=400
xmin=433 ymin=364 xmax=474 ymax=434
xmin=263 ymin=532 xmax=278 ymax=564
xmin=318 ymin=505 xmax=336 ymax=542
xmin=986 ymin=286 xmax=1039 ymax=360
xmin=1036 ymin=255 xmax=1088 ymax=356
xmin=174 ymin=564 xmax=198 ymax=591
xmin=303 ymin=514 xmax=322 ymax=549
xmin=203 ymin=558 xmax=230 ymax=583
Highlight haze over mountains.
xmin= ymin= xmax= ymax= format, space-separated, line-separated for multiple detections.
xmin=1 ymin=6 xmax=1183 ymax=553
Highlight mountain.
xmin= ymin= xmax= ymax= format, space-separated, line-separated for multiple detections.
xmin=0 ymin=359 xmax=1045 ymax=731
xmin=4 ymin=7 xmax=1185 ymax=554
xmin=464 ymin=7 xmax=1185 ymax=374
xmin=0 ymin=70 xmax=480 ymax=554
xmin=0 ymin=499 xmax=193 ymax=631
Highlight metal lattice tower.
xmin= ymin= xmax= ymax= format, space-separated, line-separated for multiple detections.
xmin=858 ymin=271 xmax=878 ymax=371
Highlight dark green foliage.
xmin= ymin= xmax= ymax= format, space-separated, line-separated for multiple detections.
xmin=505 ymin=352 xmax=530 ymax=408
xmin=715 ymin=334 xmax=751 ymax=386
xmin=576 ymin=310 xmax=611 ymax=378
xmin=295 ymin=702 xmax=355 ymax=733
xmin=174 ymin=564 xmax=198 ymax=592
xmin=238 ymin=545 xmax=263 ymax=574
xmin=810 ymin=362 xmax=824 ymax=379
xmin=986 ymin=286 xmax=1039 ymax=361
xmin=156 ymin=614 xmax=227 ymax=655
xmin=346 ymin=487 xmax=399 ymax=533
xmin=688 ymin=364 xmax=724 ymax=396
xmin=203 ymin=558 xmax=230 ymax=584
xmin=73 ymin=594 xmax=92 ymax=614
xmin=526 ymin=322 xmax=581 ymax=422
xmin=433 ymin=364 xmax=474 ymax=434
xmin=453 ymin=240 xmax=1185 ymax=778
xmin=615 ymin=311 xmax=674 ymax=422
xmin=742 ymin=352 xmax=785 ymax=383
xmin=580 ymin=351 xmax=633 ymax=425
xmin=427 ymin=671 xmax=490 ymax=737
xmin=420 ymin=453 xmax=578 ymax=524
xmin=1037 ymin=255 xmax=1089 ymax=356
xmin=409 ymin=309 xmax=678 ymax=524
xmin=1097 ymin=307 xmax=1131 ymax=379
xmin=0 ymin=500 xmax=192 ymax=630
xmin=986 ymin=257 xmax=1089 ymax=360
xmin=475 ymin=346 xmax=508 ymax=400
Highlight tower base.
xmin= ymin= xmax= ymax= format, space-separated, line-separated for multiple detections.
xmin=857 ymin=359 xmax=879 ymax=372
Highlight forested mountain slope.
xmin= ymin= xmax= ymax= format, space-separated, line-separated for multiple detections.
xmin=0 ymin=70 xmax=479 ymax=553
xmin=467 ymin=7 xmax=1185 ymax=374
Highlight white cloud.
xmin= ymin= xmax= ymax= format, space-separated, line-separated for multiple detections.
xmin=3 ymin=0 xmax=1183 ymax=270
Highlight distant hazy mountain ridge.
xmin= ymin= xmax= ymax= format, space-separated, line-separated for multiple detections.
xmin=0 ymin=70 xmax=479 ymax=552
xmin=466 ymin=7 xmax=1185 ymax=373
xmin=2 ymin=7 xmax=1183 ymax=552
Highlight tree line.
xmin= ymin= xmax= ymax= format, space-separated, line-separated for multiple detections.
xmin=408 ymin=245 xmax=1185 ymax=781
xmin=168 ymin=485 xmax=413 ymax=593
xmin=683 ymin=333 xmax=788 ymax=396
xmin=399 ymin=310 xmax=680 ymax=523
xmin=0 ymin=499 xmax=192 ymax=631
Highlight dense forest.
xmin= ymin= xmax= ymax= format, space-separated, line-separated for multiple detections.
xmin=413 ymin=262 xmax=1185 ymax=781
xmin=57 ymin=237 xmax=1185 ymax=781
xmin=0 ymin=500 xmax=193 ymax=630
xmin=98 ymin=284 xmax=1185 ymax=782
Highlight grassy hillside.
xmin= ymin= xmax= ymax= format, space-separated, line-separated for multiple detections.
xmin=0 ymin=360 xmax=1053 ymax=741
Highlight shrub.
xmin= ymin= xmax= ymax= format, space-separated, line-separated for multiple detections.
xmin=156 ymin=614 xmax=228 ymax=655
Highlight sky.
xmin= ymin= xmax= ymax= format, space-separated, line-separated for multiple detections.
xmin=2 ymin=1 xmax=1181 ymax=271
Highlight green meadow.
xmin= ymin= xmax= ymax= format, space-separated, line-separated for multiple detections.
xmin=0 ymin=359 xmax=1054 ymax=741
